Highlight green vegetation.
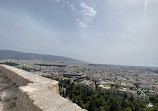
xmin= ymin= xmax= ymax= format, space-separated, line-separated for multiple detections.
xmin=149 ymin=95 xmax=158 ymax=104
xmin=59 ymin=80 xmax=148 ymax=111
xmin=21 ymin=66 xmax=38 ymax=72
xmin=37 ymin=64 xmax=66 ymax=67
xmin=146 ymin=95 xmax=158 ymax=111
xmin=0 ymin=62 xmax=18 ymax=66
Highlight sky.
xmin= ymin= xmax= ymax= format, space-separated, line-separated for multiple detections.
xmin=0 ymin=0 xmax=158 ymax=67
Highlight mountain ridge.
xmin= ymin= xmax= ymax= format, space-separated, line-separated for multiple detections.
xmin=0 ymin=50 xmax=86 ymax=64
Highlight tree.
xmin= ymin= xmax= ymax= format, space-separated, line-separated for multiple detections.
xmin=121 ymin=98 xmax=126 ymax=108
xmin=129 ymin=95 xmax=134 ymax=102
xmin=77 ymin=98 xmax=83 ymax=108
xmin=88 ymin=100 xmax=97 ymax=111
xmin=110 ymin=98 xmax=121 ymax=111
xmin=124 ymin=107 xmax=132 ymax=111
xmin=58 ymin=79 xmax=148 ymax=111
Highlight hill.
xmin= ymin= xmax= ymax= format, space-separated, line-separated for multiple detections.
xmin=0 ymin=50 xmax=86 ymax=64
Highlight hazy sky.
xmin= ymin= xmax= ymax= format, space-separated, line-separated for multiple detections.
xmin=0 ymin=0 xmax=158 ymax=66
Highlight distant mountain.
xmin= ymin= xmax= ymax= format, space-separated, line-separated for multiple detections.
xmin=0 ymin=50 xmax=86 ymax=64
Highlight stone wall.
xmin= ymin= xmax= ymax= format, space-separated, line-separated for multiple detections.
xmin=0 ymin=65 xmax=86 ymax=111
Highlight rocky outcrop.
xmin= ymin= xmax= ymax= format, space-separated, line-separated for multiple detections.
xmin=0 ymin=65 xmax=86 ymax=111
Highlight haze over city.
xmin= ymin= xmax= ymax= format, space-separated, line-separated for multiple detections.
xmin=0 ymin=0 xmax=158 ymax=67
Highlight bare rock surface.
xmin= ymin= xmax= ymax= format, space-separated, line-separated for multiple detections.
xmin=0 ymin=72 xmax=18 ymax=111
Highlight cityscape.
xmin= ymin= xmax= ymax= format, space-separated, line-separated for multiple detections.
xmin=0 ymin=59 xmax=158 ymax=110
xmin=1 ymin=0 xmax=158 ymax=111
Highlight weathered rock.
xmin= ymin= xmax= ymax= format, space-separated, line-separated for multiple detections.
xmin=0 ymin=71 xmax=18 ymax=111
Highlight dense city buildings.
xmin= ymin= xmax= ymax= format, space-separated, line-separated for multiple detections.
xmin=0 ymin=59 xmax=158 ymax=102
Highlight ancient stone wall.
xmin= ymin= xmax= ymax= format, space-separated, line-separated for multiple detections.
xmin=0 ymin=65 xmax=86 ymax=111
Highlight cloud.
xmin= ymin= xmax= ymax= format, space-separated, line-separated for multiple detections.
xmin=79 ymin=2 xmax=97 ymax=30
xmin=51 ymin=0 xmax=97 ymax=30
xmin=80 ymin=2 xmax=97 ymax=17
